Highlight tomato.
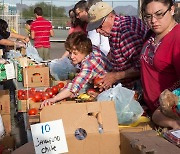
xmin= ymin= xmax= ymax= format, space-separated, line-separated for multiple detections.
xmin=28 ymin=108 xmax=38 ymax=115
xmin=87 ymin=88 xmax=96 ymax=93
xmin=94 ymin=77 xmax=103 ymax=86
xmin=57 ymin=82 xmax=65 ymax=89
xmin=51 ymin=86 xmax=59 ymax=95
xmin=22 ymin=90 xmax=29 ymax=100
xmin=45 ymin=88 xmax=54 ymax=98
xmin=32 ymin=92 xmax=42 ymax=102
xmin=18 ymin=90 xmax=24 ymax=97
xmin=18 ymin=90 xmax=25 ymax=100
xmin=42 ymin=92 xmax=50 ymax=101
xmin=134 ymin=91 xmax=139 ymax=101
xmin=29 ymin=88 xmax=36 ymax=95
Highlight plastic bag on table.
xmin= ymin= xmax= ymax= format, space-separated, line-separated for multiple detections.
xmin=48 ymin=57 xmax=76 ymax=80
xmin=26 ymin=42 xmax=43 ymax=63
xmin=97 ymin=83 xmax=144 ymax=124
xmin=5 ymin=50 xmax=22 ymax=59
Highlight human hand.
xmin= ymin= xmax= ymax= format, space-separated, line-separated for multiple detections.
xmin=95 ymin=72 xmax=118 ymax=91
xmin=22 ymin=37 xmax=30 ymax=43
xmin=40 ymin=97 xmax=56 ymax=110
xmin=15 ymin=41 xmax=26 ymax=49
xmin=0 ymin=58 xmax=7 ymax=64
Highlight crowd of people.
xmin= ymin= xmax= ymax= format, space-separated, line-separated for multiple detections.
xmin=42 ymin=0 xmax=180 ymax=130
xmin=0 ymin=0 xmax=180 ymax=147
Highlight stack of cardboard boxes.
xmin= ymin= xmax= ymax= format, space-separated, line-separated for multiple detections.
xmin=0 ymin=90 xmax=15 ymax=153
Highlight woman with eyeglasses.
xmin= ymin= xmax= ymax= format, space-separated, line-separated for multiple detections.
xmin=141 ymin=0 xmax=180 ymax=129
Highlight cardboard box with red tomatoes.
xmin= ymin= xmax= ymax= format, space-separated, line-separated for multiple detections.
xmin=23 ymin=65 xmax=50 ymax=88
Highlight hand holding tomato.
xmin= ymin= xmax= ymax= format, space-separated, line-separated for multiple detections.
xmin=95 ymin=73 xmax=117 ymax=91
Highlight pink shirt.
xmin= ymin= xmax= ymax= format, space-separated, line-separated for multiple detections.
xmin=140 ymin=24 xmax=180 ymax=113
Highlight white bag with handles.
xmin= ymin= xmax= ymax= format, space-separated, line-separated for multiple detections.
xmin=26 ymin=42 xmax=43 ymax=63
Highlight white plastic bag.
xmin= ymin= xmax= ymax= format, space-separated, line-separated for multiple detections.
xmin=49 ymin=57 xmax=76 ymax=80
xmin=26 ymin=42 xmax=43 ymax=63
xmin=0 ymin=115 xmax=5 ymax=139
xmin=97 ymin=83 xmax=144 ymax=124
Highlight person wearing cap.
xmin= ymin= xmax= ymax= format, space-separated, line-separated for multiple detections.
xmin=87 ymin=2 xmax=148 ymax=90
xmin=74 ymin=0 xmax=110 ymax=56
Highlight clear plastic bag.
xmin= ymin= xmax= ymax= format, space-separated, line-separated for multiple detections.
xmin=48 ymin=57 xmax=76 ymax=80
xmin=26 ymin=42 xmax=43 ymax=63
xmin=5 ymin=50 xmax=22 ymax=59
xmin=97 ymin=83 xmax=144 ymax=124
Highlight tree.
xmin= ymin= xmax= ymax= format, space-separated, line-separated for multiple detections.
xmin=22 ymin=2 xmax=67 ymax=19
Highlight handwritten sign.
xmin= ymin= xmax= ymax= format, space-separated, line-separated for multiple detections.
xmin=5 ymin=63 xmax=15 ymax=80
xmin=31 ymin=119 xmax=68 ymax=154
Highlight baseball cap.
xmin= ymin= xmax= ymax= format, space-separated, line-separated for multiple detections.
xmin=87 ymin=2 xmax=113 ymax=31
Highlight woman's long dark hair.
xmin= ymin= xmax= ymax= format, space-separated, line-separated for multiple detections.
xmin=0 ymin=19 xmax=10 ymax=39
xmin=69 ymin=8 xmax=86 ymax=29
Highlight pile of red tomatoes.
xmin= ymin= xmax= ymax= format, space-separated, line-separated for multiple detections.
xmin=17 ymin=82 xmax=65 ymax=102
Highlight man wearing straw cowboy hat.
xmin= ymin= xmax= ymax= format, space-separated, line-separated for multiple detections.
xmin=87 ymin=1 xmax=148 ymax=91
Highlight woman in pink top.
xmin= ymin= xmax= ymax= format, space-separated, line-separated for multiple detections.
xmin=141 ymin=0 xmax=180 ymax=129
xmin=68 ymin=8 xmax=87 ymax=34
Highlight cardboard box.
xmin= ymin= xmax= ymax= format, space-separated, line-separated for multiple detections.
xmin=0 ymin=135 xmax=15 ymax=153
xmin=120 ymin=130 xmax=180 ymax=154
xmin=1 ymin=114 xmax=11 ymax=135
xmin=27 ymin=114 xmax=40 ymax=129
xmin=17 ymin=100 xmax=28 ymax=112
xmin=40 ymin=101 xmax=120 ymax=154
xmin=29 ymin=100 xmax=76 ymax=110
xmin=0 ymin=90 xmax=10 ymax=115
xmin=23 ymin=66 xmax=50 ymax=88
xmin=119 ymin=122 xmax=153 ymax=133
xmin=12 ymin=142 xmax=34 ymax=154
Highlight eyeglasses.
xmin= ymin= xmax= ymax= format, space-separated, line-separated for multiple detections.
xmin=76 ymin=10 xmax=83 ymax=17
xmin=144 ymin=7 xmax=171 ymax=21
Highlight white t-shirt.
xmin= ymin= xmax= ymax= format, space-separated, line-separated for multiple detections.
xmin=87 ymin=30 xmax=110 ymax=56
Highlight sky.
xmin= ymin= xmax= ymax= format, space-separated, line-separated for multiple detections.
xmin=1 ymin=0 xmax=139 ymax=8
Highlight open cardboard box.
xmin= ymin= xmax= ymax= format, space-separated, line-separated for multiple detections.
xmin=12 ymin=101 xmax=120 ymax=154
xmin=120 ymin=130 xmax=180 ymax=154
xmin=40 ymin=101 xmax=120 ymax=154
xmin=23 ymin=66 xmax=50 ymax=88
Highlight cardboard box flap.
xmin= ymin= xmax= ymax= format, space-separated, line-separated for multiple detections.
xmin=0 ymin=90 xmax=10 ymax=115
xmin=12 ymin=142 xmax=35 ymax=154
xmin=40 ymin=101 xmax=119 ymax=135
xmin=121 ymin=130 xmax=180 ymax=154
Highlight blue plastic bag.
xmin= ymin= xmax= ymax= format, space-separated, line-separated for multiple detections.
xmin=97 ymin=83 xmax=144 ymax=124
